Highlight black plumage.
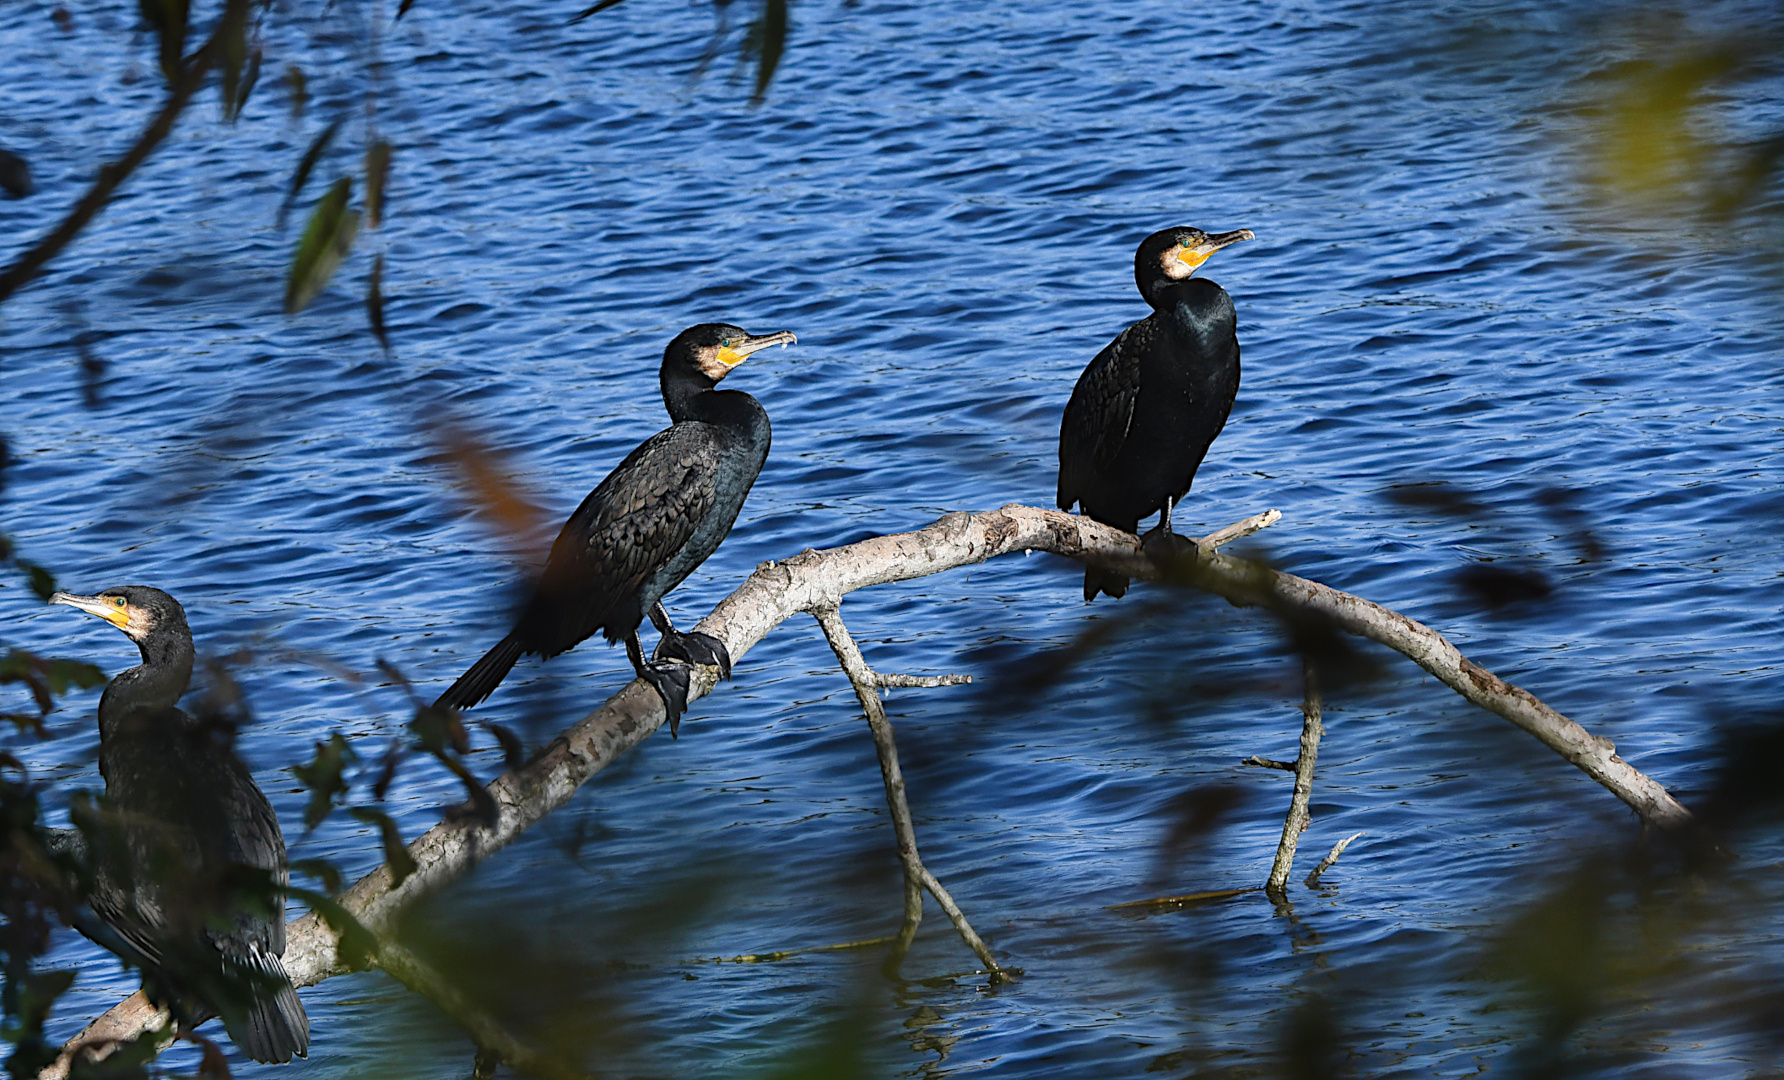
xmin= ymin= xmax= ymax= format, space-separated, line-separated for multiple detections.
xmin=50 ymin=586 xmax=309 ymax=1064
xmin=1058 ymin=225 xmax=1254 ymax=600
xmin=436 ymin=322 xmax=797 ymax=734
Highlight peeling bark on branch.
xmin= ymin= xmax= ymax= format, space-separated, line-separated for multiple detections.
xmin=46 ymin=504 xmax=1692 ymax=1073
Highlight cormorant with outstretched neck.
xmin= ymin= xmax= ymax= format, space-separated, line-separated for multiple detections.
xmin=1058 ymin=225 xmax=1254 ymax=600
xmin=50 ymin=586 xmax=309 ymax=1064
xmin=436 ymin=322 xmax=797 ymax=734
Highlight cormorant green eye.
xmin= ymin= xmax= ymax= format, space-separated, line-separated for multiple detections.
xmin=112 ymin=597 xmax=125 ymax=607
xmin=720 ymin=338 xmax=733 ymax=348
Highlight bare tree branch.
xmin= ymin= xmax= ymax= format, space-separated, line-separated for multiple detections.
xmin=45 ymin=504 xmax=1692 ymax=1072
xmin=0 ymin=13 xmax=234 ymax=304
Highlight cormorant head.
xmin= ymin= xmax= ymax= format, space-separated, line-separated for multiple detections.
xmin=1137 ymin=226 xmax=1254 ymax=296
xmin=50 ymin=585 xmax=189 ymax=647
xmin=664 ymin=323 xmax=798 ymax=387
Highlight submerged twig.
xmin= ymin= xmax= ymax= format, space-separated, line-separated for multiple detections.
xmin=1265 ymin=663 xmax=1324 ymax=894
xmin=1305 ymin=832 xmax=1365 ymax=888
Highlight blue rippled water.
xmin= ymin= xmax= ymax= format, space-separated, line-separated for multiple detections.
xmin=4 ymin=0 xmax=1784 ymax=1076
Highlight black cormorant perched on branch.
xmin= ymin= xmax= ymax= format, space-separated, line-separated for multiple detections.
xmin=1058 ymin=225 xmax=1254 ymax=600
xmin=436 ymin=322 xmax=797 ymax=735
xmin=50 ymin=586 xmax=309 ymax=1064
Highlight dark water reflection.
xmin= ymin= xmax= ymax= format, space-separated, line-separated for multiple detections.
xmin=4 ymin=0 xmax=1783 ymax=1075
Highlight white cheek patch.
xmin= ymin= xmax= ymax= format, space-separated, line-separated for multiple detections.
xmin=1162 ymin=249 xmax=1196 ymax=280
xmin=696 ymin=351 xmax=732 ymax=381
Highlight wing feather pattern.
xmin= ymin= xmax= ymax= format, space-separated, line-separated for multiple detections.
xmin=527 ymin=423 xmax=721 ymax=652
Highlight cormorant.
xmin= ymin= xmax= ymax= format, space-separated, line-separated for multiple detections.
xmin=49 ymin=586 xmax=309 ymax=1064
xmin=436 ymin=322 xmax=797 ymax=735
xmin=1057 ymin=225 xmax=1254 ymax=600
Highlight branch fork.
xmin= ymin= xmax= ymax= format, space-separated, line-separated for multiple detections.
xmin=807 ymin=604 xmax=1002 ymax=980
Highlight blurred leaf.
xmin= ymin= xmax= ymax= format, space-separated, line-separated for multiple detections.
xmin=436 ymin=753 xmax=498 ymax=828
xmin=139 ymin=0 xmax=189 ymax=85
xmin=196 ymin=1038 xmax=232 ymax=1079
xmin=43 ymin=658 xmax=106 ymax=696
xmin=366 ymin=252 xmax=390 ymax=351
xmin=570 ymin=0 xmax=628 ymax=23
xmin=284 ymin=62 xmax=307 ymax=119
xmin=364 ymin=140 xmax=391 ymax=228
xmin=284 ymin=177 xmax=360 ymax=315
xmin=278 ymin=116 xmax=341 ymax=229
xmin=20 ymin=560 xmax=56 ymax=601
xmin=482 ymin=721 xmax=527 ymax=773
xmin=751 ymin=0 xmax=788 ymax=104
xmin=1453 ymin=562 xmax=1553 ymax=608
xmin=289 ymin=857 xmax=343 ymax=895
xmin=287 ymin=888 xmax=379 ymax=970
xmin=432 ymin=425 xmax=552 ymax=557
xmin=410 ymin=703 xmax=470 ymax=758
xmin=349 ymin=807 xmax=418 ymax=886
xmin=291 ymin=733 xmax=355 ymax=830
xmin=217 ymin=0 xmax=249 ymax=121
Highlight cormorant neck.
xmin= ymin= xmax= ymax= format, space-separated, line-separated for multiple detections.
xmin=98 ymin=629 xmax=194 ymax=732
xmin=663 ymin=365 xmax=764 ymax=426
xmin=1139 ymin=272 xmax=1201 ymax=312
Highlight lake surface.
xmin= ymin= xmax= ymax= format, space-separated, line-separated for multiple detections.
xmin=4 ymin=0 xmax=1784 ymax=1076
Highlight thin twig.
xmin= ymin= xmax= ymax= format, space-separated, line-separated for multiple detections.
xmin=874 ymin=672 xmax=971 ymax=689
xmin=691 ymin=934 xmax=898 ymax=964
xmin=1198 ymin=508 xmax=1282 ymax=552
xmin=1241 ymin=756 xmax=1296 ymax=772
xmin=1107 ymin=886 xmax=1261 ymax=910
xmin=1266 ymin=663 xmax=1324 ymax=894
xmin=809 ymin=604 xmax=1001 ymax=979
xmin=1304 ymin=832 xmax=1365 ymax=888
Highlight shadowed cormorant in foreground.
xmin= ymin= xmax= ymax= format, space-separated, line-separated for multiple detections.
xmin=436 ymin=323 xmax=797 ymax=734
xmin=1058 ymin=225 xmax=1254 ymax=600
xmin=50 ymin=586 xmax=309 ymax=1064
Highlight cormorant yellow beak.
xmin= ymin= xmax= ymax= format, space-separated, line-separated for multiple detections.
xmin=50 ymin=591 xmax=132 ymax=630
xmin=716 ymin=330 xmax=797 ymax=369
xmin=1176 ymin=228 xmax=1255 ymax=272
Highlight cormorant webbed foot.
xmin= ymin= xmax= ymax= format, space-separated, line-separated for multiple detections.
xmin=648 ymin=602 xmax=732 ymax=679
xmin=654 ymin=630 xmax=733 ymax=680
xmin=1141 ymin=524 xmax=1199 ymax=582
xmin=627 ymin=633 xmax=695 ymax=738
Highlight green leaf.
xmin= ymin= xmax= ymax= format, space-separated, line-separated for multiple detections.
xmin=139 ymin=0 xmax=189 ymax=86
xmin=284 ymin=178 xmax=360 ymax=316
xmin=366 ymin=253 xmax=390 ymax=352
xmin=364 ymin=140 xmax=392 ymax=229
xmin=20 ymin=560 xmax=56 ymax=601
xmin=278 ymin=117 xmax=342 ymax=229
xmin=291 ymin=733 xmax=355 ymax=829
xmin=288 ymin=857 xmax=342 ymax=895
xmin=752 ymin=0 xmax=788 ymax=105
xmin=285 ymin=62 xmax=308 ymax=120
xmin=218 ymin=0 xmax=250 ymax=121
xmin=44 ymin=658 xmax=106 ymax=695
xmin=286 ymin=888 xmax=379 ymax=971
xmin=349 ymin=807 xmax=418 ymax=886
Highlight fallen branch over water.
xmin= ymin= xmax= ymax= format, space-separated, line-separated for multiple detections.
xmin=45 ymin=504 xmax=1692 ymax=1075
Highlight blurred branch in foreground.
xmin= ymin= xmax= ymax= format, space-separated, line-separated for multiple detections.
xmin=43 ymin=503 xmax=1696 ymax=1075
xmin=0 ymin=1 xmax=246 ymax=305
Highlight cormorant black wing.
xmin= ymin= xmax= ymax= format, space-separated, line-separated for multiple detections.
xmin=1058 ymin=318 xmax=1151 ymax=509
xmin=527 ymin=423 xmax=722 ymax=652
